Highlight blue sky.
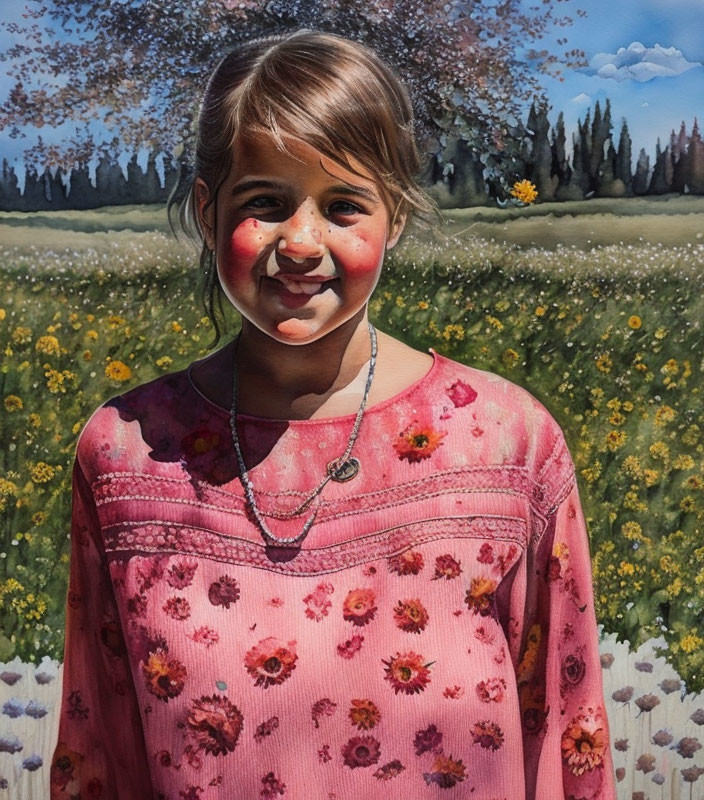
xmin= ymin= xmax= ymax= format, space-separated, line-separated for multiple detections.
xmin=1 ymin=0 xmax=702 ymax=190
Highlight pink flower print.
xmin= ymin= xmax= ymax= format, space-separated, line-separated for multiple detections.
xmin=493 ymin=646 xmax=506 ymax=665
xmin=342 ymin=588 xmax=378 ymax=626
xmin=476 ymin=677 xmax=507 ymax=704
xmin=163 ymin=596 xmax=191 ymax=621
xmin=423 ymin=754 xmax=467 ymax=788
xmin=208 ymin=575 xmax=240 ymax=609
xmin=167 ymin=559 xmax=198 ymax=590
xmin=312 ymin=698 xmax=337 ymax=729
xmin=387 ymin=549 xmax=424 ymax=576
xmin=470 ymin=425 xmax=484 ymax=438
xmin=268 ymin=597 xmax=284 ymax=607
xmin=474 ymin=625 xmax=496 ymax=645
xmin=135 ymin=558 xmax=165 ymax=592
xmin=260 ymin=771 xmax=286 ymax=798
xmin=382 ymin=651 xmax=434 ymax=695
xmin=361 ymin=564 xmax=377 ymax=577
xmin=127 ymin=593 xmax=147 ymax=619
xmin=337 ymin=635 xmax=364 ymax=659
xmin=392 ymin=598 xmax=429 ymax=633
xmin=477 ymin=543 xmax=494 ymax=564
xmin=443 ymin=685 xmax=465 ymax=699
xmin=186 ymin=694 xmax=244 ymax=756
xmin=142 ymin=648 xmax=186 ymax=702
xmin=341 ymin=735 xmax=382 ymax=769
xmin=471 ymin=720 xmax=504 ymax=751
xmin=318 ymin=744 xmax=332 ymax=763
xmin=254 ymin=716 xmax=280 ymax=743
xmin=446 ymin=379 xmax=477 ymax=408
xmin=494 ymin=544 xmax=518 ymax=577
xmin=414 ymin=723 xmax=443 ymax=756
xmin=303 ymin=582 xmax=334 ymax=621
xmin=373 ymin=760 xmax=406 ymax=781
xmin=393 ymin=420 xmax=447 ymax=463
xmin=244 ymin=637 xmax=298 ymax=688
xmin=560 ymin=707 xmax=608 ymax=775
xmin=188 ymin=626 xmax=220 ymax=648
xmin=432 ymin=554 xmax=462 ymax=580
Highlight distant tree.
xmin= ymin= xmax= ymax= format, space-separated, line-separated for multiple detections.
xmin=670 ymin=123 xmax=687 ymax=194
xmin=0 ymin=0 xmax=588 ymax=196
xmin=648 ymin=139 xmax=671 ymax=195
xmin=615 ymin=119 xmax=632 ymax=192
xmin=68 ymin=161 xmax=99 ymax=208
xmin=524 ymin=99 xmax=556 ymax=202
xmin=685 ymin=117 xmax=704 ymax=193
xmin=632 ymin=147 xmax=650 ymax=195
xmin=590 ymin=99 xmax=613 ymax=192
xmin=596 ymin=140 xmax=622 ymax=197
xmin=95 ymin=151 xmax=129 ymax=206
xmin=551 ymin=111 xmax=570 ymax=187
xmin=0 ymin=159 xmax=22 ymax=211
xmin=556 ymin=132 xmax=588 ymax=201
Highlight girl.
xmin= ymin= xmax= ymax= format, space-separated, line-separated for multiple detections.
xmin=51 ymin=29 xmax=616 ymax=800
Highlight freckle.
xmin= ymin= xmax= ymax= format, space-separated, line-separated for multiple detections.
xmin=251 ymin=219 xmax=259 ymax=228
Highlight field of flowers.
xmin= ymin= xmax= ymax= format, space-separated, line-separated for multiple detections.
xmin=1 ymin=224 xmax=703 ymax=699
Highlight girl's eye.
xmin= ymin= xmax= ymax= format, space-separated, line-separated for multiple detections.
xmin=329 ymin=200 xmax=362 ymax=216
xmin=243 ymin=196 xmax=278 ymax=210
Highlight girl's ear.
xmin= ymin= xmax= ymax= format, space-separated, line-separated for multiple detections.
xmin=386 ymin=210 xmax=408 ymax=251
xmin=195 ymin=177 xmax=216 ymax=251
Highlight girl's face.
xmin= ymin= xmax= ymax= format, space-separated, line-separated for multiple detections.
xmin=195 ymin=133 xmax=406 ymax=343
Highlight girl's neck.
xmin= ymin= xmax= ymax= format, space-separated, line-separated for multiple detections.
xmin=233 ymin=311 xmax=374 ymax=417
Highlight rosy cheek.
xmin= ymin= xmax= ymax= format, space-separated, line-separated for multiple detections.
xmin=337 ymin=229 xmax=386 ymax=274
xmin=226 ymin=218 xmax=265 ymax=266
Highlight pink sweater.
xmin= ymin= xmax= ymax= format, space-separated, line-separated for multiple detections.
xmin=51 ymin=348 xmax=616 ymax=799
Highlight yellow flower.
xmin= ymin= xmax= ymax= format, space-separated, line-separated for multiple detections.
xmin=628 ymin=315 xmax=642 ymax=329
xmin=621 ymin=521 xmax=644 ymax=541
xmin=4 ymin=395 xmax=23 ymax=412
xmin=643 ymin=469 xmax=660 ymax=487
xmin=502 ymin=348 xmax=519 ymax=368
xmin=661 ymin=359 xmax=679 ymax=376
xmin=105 ymin=360 xmax=132 ymax=382
xmin=0 ymin=308 xmax=5 ymax=320
xmin=11 ymin=326 xmax=32 ymax=345
xmin=35 ymin=335 xmax=61 ymax=356
xmin=155 ymin=356 xmax=173 ymax=370
xmin=535 ymin=306 xmax=546 ymax=317
xmin=680 ymin=634 xmax=704 ymax=654
xmin=395 ymin=296 xmax=405 ymax=308
xmin=485 ymin=315 xmax=504 ymax=331
xmin=28 ymin=413 xmax=41 ymax=428
xmin=416 ymin=300 xmax=429 ymax=310
xmin=171 ymin=320 xmax=183 ymax=333
xmin=673 ymin=454 xmax=695 ymax=471
xmin=605 ymin=430 xmax=627 ymax=451
xmin=494 ymin=299 xmax=510 ymax=312
xmin=618 ymin=562 xmax=635 ymax=576
xmin=30 ymin=462 xmax=56 ymax=484
xmin=680 ymin=496 xmax=696 ymax=513
xmin=596 ymin=353 xmax=612 ymax=373
xmin=649 ymin=441 xmax=670 ymax=461
xmin=86 ymin=329 xmax=99 ymax=341
xmin=622 ymin=455 xmax=642 ymax=478
xmin=510 ymin=179 xmax=538 ymax=205
xmin=654 ymin=326 xmax=667 ymax=340
xmin=654 ymin=405 xmax=676 ymax=427
xmin=45 ymin=368 xmax=76 ymax=393
xmin=108 ymin=315 xmax=126 ymax=328
xmin=609 ymin=410 xmax=626 ymax=426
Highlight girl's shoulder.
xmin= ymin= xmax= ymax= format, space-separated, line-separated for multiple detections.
xmin=74 ymin=365 xmax=195 ymax=481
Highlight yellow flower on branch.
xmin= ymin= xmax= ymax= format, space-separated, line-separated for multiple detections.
xmin=510 ymin=179 xmax=538 ymax=205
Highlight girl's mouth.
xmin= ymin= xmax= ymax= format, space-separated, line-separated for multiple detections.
xmin=262 ymin=275 xmax=337 ymax=308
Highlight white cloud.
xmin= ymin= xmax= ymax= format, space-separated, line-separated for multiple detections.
xmin=582 ymin=41 xmax=702 ymax=82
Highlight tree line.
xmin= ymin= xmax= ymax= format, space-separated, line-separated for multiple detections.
xmin=1 ymin=99 xmax=703 ymax=212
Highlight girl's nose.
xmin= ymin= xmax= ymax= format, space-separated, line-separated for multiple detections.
xmin=277 ymin=205 xmax=324 ymax=258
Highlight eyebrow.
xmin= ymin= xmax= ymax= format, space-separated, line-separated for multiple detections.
xmin=230 ymin=179 xmax=380 ymax=205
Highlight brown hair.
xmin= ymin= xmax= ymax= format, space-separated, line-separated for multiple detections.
xmin=167 ymin=28 xmax=441 ymax=348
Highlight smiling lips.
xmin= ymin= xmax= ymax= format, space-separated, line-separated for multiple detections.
xmin=268 ymin=273 xmax=336 ymax=295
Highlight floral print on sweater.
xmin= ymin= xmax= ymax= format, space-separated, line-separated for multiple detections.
xmin=51 ymin=348 xmax=616 ymax=799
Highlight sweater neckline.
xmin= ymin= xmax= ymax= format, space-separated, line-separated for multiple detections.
xmin=185 ymin=347 xmax=440 ymax=425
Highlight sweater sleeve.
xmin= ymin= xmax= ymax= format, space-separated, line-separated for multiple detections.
xmin=50 ymin=457 xmax=154 ymax=799
xmin=518 ymin=460 xmax=617 ymax=799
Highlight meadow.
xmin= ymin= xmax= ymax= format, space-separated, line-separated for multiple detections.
xmin=1 ymin=197 xmax=703 ymax=696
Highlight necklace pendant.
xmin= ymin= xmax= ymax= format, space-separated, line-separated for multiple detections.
xmin=327 ymin=457 xmax=360 ymax=482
